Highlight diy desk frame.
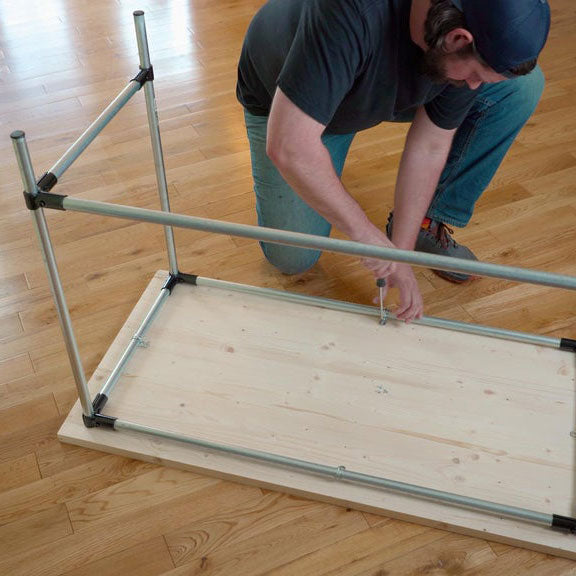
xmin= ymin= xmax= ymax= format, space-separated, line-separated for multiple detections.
xmin=11 ymin=10 xmax=576 ymax=540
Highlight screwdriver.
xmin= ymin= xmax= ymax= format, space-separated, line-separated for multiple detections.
xmin=376 ymin=278 xmax=388 ymax=325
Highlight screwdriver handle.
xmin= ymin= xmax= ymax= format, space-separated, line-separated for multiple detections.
xmin=376 ymin=278 xmax=388 ymax=325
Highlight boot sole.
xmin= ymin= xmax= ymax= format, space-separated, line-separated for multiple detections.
xmin=432 ymin=268 xmax=478 ymax=284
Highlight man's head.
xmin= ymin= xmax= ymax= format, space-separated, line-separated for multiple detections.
xmin=422 ymin=0 xmax=551 ymax=88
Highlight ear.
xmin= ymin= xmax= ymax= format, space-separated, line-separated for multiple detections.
xmin=443 ymin=27 xmax=474 ymax=53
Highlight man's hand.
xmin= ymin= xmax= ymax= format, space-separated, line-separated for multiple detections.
xmin=386 ymin=264 xmax=424 ymax=322
xmin=355 ymin=228 xmax=423 ymax=322
xmin=355 ymin=227 xmax=398 ymax=280
xmin=371 ymin=262 xmax=423 ymax=322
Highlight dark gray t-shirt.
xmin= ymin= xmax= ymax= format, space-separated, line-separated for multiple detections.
xmin=236 ymin=0 xmax=477 ymax=133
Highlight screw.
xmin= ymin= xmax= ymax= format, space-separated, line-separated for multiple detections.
xmin=377 ymin=278 xmax=388 ymax=325
xmin=133 ymin=336 xmax=149 ymax=348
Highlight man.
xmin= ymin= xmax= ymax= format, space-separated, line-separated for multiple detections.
xmin=236 ymin=0 xmax=550 ymax=321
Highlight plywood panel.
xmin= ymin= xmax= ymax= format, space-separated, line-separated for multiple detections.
xmin=59 ymin=271 xmax=576 ymax=558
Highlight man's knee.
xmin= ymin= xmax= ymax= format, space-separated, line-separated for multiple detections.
xmin=260 ymin=242 xmax=321 ymax=275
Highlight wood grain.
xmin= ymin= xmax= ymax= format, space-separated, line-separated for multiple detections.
xmin=59 ymin=274 xmax=576 ymax=558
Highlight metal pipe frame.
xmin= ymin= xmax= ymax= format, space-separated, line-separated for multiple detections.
xmin=195 ymin=276 xmax=562 ymax=349
xmin=94 ymin=269 xmax=561 ymax=420
xmin=9 ymin=10 xmax=180 ymax=416
xmin=93 ymin=274 xmax=571 ymax=529
xmin=11 ymin=9 xmax=576 ymax=533
xmin=97 ymin=272 xmax=561 ymax=415
xmin=62 ymin=195 xmax=576 ymax=292
xmin=11 ymin=132 xmax=93 ymax=418
xmin=133 ymin=11 xmax=179 ymax=275
xmin=114 ymin=418 xmax=554 ymax=528
xmin=99 ymin=286 xmax=171 ymax=399
xmin=49 ymin=80 xmax=142 ymax=180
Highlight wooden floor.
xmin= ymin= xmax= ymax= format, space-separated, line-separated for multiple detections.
xmin=0 ymin=0 xmax=575 ymax=574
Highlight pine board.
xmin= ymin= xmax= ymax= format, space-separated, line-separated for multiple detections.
xmin=59 ymin=270 xmax=576 ymax=558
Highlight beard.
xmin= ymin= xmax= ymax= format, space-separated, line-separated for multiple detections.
xmin=421 ymin=46 xmax=473 ymax=87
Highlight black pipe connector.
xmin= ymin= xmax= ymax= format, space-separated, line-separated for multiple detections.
xmin=82 ymin=413 xmax=117 ymax=429
xmin=23 ymin=190 xmax=67 ymax=211
xmin=92 ymin=393 xmax=109 ymax=413
xmin=132 ymin=66 xmax=154 ymax=87
xmin=552 ymin=514 xmax=576 ymax=534
xmin=37 ymin=171 xmax=58 ymax=192
xmin=177 ymin=272 xmax=198 ymax=286
xmin=161 ymin=272 xmax=198 ymax=294
xmin=162 ymin=274 xmax=180 ymax=294
xmin=560 ymin=338 xmax=576 ymax=353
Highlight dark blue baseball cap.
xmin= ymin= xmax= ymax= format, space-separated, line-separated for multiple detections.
xmin=451 ymin=0 xmax=551 ymax=77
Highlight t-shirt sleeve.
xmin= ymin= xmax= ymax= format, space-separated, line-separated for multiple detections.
xmin=277 ymin=0 xmax=368 ymax=126
xmin=424 ymin=84 xmax=478 ymax=130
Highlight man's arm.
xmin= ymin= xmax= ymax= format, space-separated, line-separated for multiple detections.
xmin=266 ymin=90 xmax=455 ymax=321
xmin=381 ymin=106 xmax=457 ymax=320
xmin=391 ymin=106 xmax=457 ymax=252
xmin=267 ymin=87 xmax=396 ymax=279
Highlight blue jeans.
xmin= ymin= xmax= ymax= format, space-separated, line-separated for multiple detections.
xmin=244 ymin=67 xmax=545 ymax=274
